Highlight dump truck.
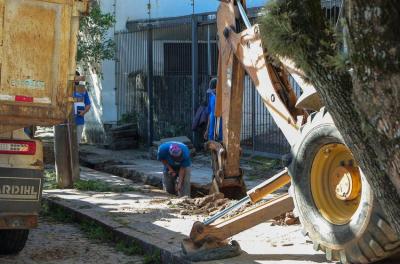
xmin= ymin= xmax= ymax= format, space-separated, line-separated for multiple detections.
xmin=182 ymin=1 xmax=400 ymax=263
xmin=0 ymin=0 xmax=88 ymax=254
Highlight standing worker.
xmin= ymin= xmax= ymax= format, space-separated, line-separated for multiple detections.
xmin=74 ymin=72 xmax=91 ymax=144
xmin=157 ymin=142 xmax=191 ymax=197
xmin=205 ymin=78 xmax=223 ymax=141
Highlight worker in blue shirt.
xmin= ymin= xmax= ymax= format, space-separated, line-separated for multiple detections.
xmin=157 ymin=142 xmax=191 ymax=197
xmin=205 ymin=78 xmax=222 ymax=141
xmin=74 ymin=72 xmax=91 ymax=144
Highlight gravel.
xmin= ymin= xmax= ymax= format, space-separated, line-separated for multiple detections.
xmin=0 ymin=217 xmax=144 ymax=264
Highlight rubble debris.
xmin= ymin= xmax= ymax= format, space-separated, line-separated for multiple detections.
xmin=149 ymin=198 xmax=172 ymax=205
xmin=190 ymin=183 xmax=211 ymax=198
xmin=107 ymin=123 xmax=139 ymax=150
xmin=174 ymin=193 xmax=231 ymax=216
xmin=271 ymin=211 xmax=300 ymax=226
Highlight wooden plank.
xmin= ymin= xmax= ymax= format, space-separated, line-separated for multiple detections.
xmin=110 ymin=123 xmax=137 ymax=132
xmin=111 ymin=129 xmax=138 ymax=139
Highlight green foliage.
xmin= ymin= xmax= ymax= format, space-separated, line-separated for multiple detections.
xmin=249 ymin=156 xmax=280 ymax=168
xmin=116 ymin=241 xmax=161 ymax=263
xmin=116 ymin=241 xmax=144 ymax=256
xmin=40 ymin=202 xmax=73 ymax=223
xmin=143 ymin=250 xmax=161 ymax=264
xmin=80 ymin=220 xmax=113 ymax=242
xmin=259 ymin=0 xmax=343 ymax=74
xmin=118 ymin=112 xmax=139 ymax=125
xmin=45 ymin=169 xmax=138 ymax=193
xmin=44 ymin=168 xmax=58 ymax=190
xmin=41 ymin=202 xmax=151 ymax=258
xmin=74 ymin=179 xmax=111 ymax=192
xmin=78 ymin=4 xmax=115 ymax=71
xmin=245 ymin=156 xmax=281 ymax=180
xmin=42 ymin=202 xmax=112 ymax=243
xmin=74 ymin=179 xmax=138 ymax=193
xmin=163 ymin=123 xmax=186 ymax=138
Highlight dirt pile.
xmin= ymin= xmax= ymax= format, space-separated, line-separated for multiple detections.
xmin=174 ymin=193 xmax=300 ymax=225
xmin=176 ymin=193 xmax=231 ymax=215
xmin=271 ymin=211 xmax=300 ymax=226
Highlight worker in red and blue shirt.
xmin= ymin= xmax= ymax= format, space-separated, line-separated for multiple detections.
xmin=73 ymin=76 xmax=91 ymax=144
xmin=157 ymin=142 xmax=191 ymax=197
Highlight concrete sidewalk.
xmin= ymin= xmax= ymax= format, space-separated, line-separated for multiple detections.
xmin=43 ymin=167 xmax=333 ymax=264
xmin=79 ymin=145 xmax=279 ymax=194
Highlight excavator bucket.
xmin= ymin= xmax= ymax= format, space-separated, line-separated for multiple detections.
xmin=182 ymin=236 xmax=241 ymax=262
xmin=182 ymin=169 xmax=293 ymax=261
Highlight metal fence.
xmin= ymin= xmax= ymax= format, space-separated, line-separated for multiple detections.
xmin=115 ymin=18 xmax=212 ymax=144
xmin=241 ymin=77 xmax=301 ymax=155
xmin=115 ymin=1 xmax=341 ymax=156
xmin=321 ymin=0 xmax=344 ymax=26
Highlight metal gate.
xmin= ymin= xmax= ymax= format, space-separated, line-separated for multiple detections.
xmin=114 ymin=2 xmax=339 ymax=156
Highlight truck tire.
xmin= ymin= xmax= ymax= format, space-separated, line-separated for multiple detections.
xmin=0 ymin=229 xmax=29 ymax=255
xmin=289 ymin=108 xmax=400 ymax=263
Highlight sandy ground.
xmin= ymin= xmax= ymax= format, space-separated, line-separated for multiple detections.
xmin=0 ymin=217 xmax=144 ymax=264
xmin=41 ymin=167 xmax=400 ymax=264
xmin=43 ymin=168 xmax=328 ymax=264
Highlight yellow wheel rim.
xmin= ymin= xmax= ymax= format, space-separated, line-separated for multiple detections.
xmin=311 ymin=143 xmax=362 ymax=225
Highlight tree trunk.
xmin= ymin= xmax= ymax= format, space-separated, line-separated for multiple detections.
xmin=260 ymin=0 xmax=400 ymax=235
xmin=346 ymin=0 xmax=400 ymax=194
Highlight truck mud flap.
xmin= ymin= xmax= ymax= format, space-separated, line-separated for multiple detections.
xmin=0 ymin=168 xmax=43 ymax=215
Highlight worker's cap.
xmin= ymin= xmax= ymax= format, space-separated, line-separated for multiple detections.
xmin=169 ymin=143 xmax=183 ymax=158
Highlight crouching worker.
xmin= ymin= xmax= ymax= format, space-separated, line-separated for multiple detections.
xmin=157 ymin=142 xmax=191 ymax=197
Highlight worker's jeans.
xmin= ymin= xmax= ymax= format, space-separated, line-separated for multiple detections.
xmin=163 ymin=168 xmax=191 ymax=197
xmin=77 ymin=125 xmax=84 ymax=144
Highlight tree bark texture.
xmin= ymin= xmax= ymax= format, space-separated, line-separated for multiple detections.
xmin=260 ymin=0 xmax=400 ymax=235
xmin=346 ymin=0 xmax=400 ymax=195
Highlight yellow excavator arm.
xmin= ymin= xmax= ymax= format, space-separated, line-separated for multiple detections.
xmin=183 ymin=2 xmax=400 ymax=264
xmin=208 ymin=0 xmax=309 ymax=199
xmin=182 ymin=0 xmax=311 ymax=260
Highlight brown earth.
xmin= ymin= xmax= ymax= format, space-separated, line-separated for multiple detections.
xmin=175 ymin=193 xmax=231 ymax=216
xmin=271 ymin=211 xmax=300 ymax=226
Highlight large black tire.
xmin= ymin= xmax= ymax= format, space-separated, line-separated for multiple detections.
xmin=0 ymin=229 xmax=29 ymax=255
xmin=289 ymin=108 xmax=400 ymax=263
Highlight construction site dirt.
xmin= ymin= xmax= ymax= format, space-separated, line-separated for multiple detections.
xmin=0 ymin=217 xmax=144 ymax=264
xmin=38 ymin=166 xmax=399 ymax=264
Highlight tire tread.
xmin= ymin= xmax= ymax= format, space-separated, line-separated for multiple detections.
xmin=291 ymin=109 xmax=400 ymax=263
xmin=0 ymin=229 xmax=29 ymax=255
